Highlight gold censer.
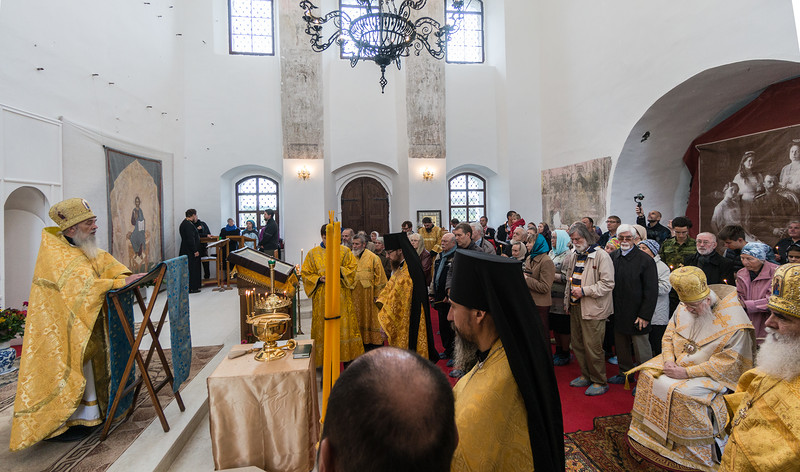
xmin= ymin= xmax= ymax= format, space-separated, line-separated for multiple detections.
xmin=246 ymin=260 xmax=296 ymax=361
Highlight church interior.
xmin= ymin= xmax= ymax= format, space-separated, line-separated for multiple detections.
xmin=2 ymin=0 xmax=800 ymax=470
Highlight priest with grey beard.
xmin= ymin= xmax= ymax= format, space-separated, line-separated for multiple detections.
xmin=722 ymin=262 xmax=800 ymax=470
xmin=10 ymin=198 xmax=143 ymax=450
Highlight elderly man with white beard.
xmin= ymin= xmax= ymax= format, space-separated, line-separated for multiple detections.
xmin=627 ymin=266 xmax=755 ymax=471
xmin=10 ymin=198 xmax=142 ymax=450
xmin=721 ymin=263 xmax=800 ymax=470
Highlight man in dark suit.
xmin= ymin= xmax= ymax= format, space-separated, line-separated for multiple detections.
xmin=195 ymin=216 xmax=212 ymax=279
xmin=432 ymin=233 xmax=457 ymax=361
xmin=179 ymin=209 xmax=202 ymax=293
xmin=258 ymin=208 xmax=280 ymax=257
xmin=683 ymin=232 xmax=735 ymax=285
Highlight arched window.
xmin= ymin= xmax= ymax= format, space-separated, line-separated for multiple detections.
xmin=229 ymin=0 xmax=275 ymax=55
xmin=236 ymin=175 xmax=279 ymax=228
xmin=446 ymin=0 xmax=484 ymax=64
xmin=449 ymin=173 xmax=485 ymax=224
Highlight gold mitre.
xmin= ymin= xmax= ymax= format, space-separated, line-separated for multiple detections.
xmin=49 ymin=198 xmax=96 ymax=230
xmin=670 ymin=266 xmax=710 ymax=303
xmin=768 ymin=263 xmax=800 ymax=319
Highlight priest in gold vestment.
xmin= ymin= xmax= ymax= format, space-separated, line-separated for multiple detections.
xmin=350 ymin=234 xmax=387 ymax=350
xmin=301 ymin=224 xmax=364 ymax=367
xmin=628 ymin=266 xmax=755 ymax=471
xmin=10 ymin=198 xmax=135 ymax=450
xmin=721 ymin=263 xmax=800 ymax=471
xmin=448 ymin=250 xmax=564 ymax=471
xmin=376 ymin=232 xmax=436 ymax=361
xmin=418 ymin=217 xmax=444 ymax=255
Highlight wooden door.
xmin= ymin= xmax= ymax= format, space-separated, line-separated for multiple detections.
xmin=341 ymin=177 xmax=389 ymax=235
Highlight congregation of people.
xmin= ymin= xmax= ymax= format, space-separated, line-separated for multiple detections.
xmin=14 ymin=197 xmax=800 ymax=472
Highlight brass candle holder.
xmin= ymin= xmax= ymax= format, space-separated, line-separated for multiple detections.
xmin=246 ymin=260 xmax=296 ymax=361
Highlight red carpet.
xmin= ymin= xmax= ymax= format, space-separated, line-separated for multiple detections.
xmin=428 ymin=306 xmax=634 ymax=432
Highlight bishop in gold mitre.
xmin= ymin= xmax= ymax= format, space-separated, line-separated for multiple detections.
xmin=627 ymin=266 xmax=755 ymax=471
xmin=10 ymin=198 xmax=134 ymax=450
xmin=722 ymin=263 xmax=800 ymax=470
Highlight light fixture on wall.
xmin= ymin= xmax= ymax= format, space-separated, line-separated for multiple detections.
xmin=422 ymin=168 xmax=434 ymax=181
xmin=299 ymin=0 xmax=466 ymax=93
xmin=297 ymin=166 xmax=311 ymax=181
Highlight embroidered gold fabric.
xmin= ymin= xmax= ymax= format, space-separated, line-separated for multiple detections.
xmin=451 ymin=339 xmax=533 ymax=471
xmin=722 ymin=369 xmax=800 ymax=471
xmin=628 ymin=285 xmax=755 ymax=471
xmin=10 ymin=228 xmax=130 ymax=451
xmin=300 ymin=245 xmax=364 ymax=367
xmin=376 ymin=264 xmax=428 ymax=358
xmin=352 ymin=249 xmax=387 ymax=345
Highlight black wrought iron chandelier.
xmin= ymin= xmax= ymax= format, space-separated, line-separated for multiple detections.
xmin=300 ymin=0 xmax=464 ymax=93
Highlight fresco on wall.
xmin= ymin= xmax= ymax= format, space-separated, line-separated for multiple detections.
xmin=106 ymin=147 xmax=163 ymax=273
xmin=541 ymin=157 xmax=612 ymax=229
xmin=697 ymin=125 xmax=800 ymax=246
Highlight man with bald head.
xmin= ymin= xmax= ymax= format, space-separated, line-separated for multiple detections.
xmin=341 ymin=228 xmax=355 ymax=249
xmin=684 ymin=232 xmax=735 ymax=285
xmin=317 ymin=347 xmax=457 ymax=472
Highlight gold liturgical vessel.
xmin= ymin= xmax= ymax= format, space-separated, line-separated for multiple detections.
xmin=247 ymin=260 xmax=296 ymax=361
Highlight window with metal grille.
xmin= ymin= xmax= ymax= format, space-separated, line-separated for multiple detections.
xmin=339 ymin=1 xmax=373 ymax=59
xmin=229 ymin=0 xmax=275 ymax=55
xmin=236 ymin=176 xmax=279 ymax=229
xmin=446 ymin=0 xmax=484 ymax=64
xmin=449 ymin=173 xmax=486 ymax=224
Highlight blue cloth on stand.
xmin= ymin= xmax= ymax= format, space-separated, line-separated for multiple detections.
xmin=165 ymin=255 xmax=192 ymax=392
xmin=106 ymin=290 xmax=137 ymax=419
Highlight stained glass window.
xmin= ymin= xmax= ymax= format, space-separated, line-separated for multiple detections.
xmin=229 ymin=0 xmax=275 ymax=55
xmin=236 ymin=175 xmax=279 ymax=229
xmin=449 ymin=172 xmax=486 ymax=224
xmin=446 ymin=0 xmax=484 ymax=64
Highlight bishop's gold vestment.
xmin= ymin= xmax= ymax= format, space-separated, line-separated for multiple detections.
xmin=628 ymin=285 xmax=755 ymax=471
xmin=721 ymin=369 xmax=800 ymax=471
xmin=451 ymin=339 xmax=533 ymax=471
xmin=376 ymin=263 xmax=429 ymax=358
xmin=10 ymin=228 xmax=130 ymax=451
xmin=301 ymin=245 xmax=364 ymax=367
xmin=352 ymin=249 xmax=387 ymax=346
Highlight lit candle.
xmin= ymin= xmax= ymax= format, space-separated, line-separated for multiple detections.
xmin=723 ymin=279 xmax=728 ymax=285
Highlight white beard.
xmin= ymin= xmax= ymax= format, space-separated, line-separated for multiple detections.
xmin=352 ymin=247 xmax=364 ymax=257
xmin=755 ymin=327 xmax=800 ymax=381
xmin=72 ymin=229 xmax=99 ymax=260
xmin=620 ymin=242 xmax=632 ymax=251
xmin=697 ymin=247 xmax=715 ymax=256
xmin=573 ymin=243 xmax=587 ymax=253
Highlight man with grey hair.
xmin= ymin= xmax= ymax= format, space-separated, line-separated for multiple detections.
xmin=563 ymin=221 xmax=615 ymax=395
xmin=608 ymin=223 xmax=658 ymax=385
xmin=470 ymin=222 xmax=495 ymax=254
xmin=341 ymin=227 xmax=355 ymax=249
xmin=373 ymin=236 xmax=391 ymax=280
xmin=684 ymin=232 xmax=735 ymax=285
xmin=351 ymin=234 xmax=388 ymax=351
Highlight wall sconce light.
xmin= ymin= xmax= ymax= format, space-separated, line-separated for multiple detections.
xmin=297 ymin=166 xmax=311 ymax=181
xmin=422 ymin=168 xmax=434 ymax=181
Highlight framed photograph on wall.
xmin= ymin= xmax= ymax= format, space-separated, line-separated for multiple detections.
xmin=106 ymin=147 xmax=164 ymax=273
xmin=417 ymin=210 xmax=443 ymax=228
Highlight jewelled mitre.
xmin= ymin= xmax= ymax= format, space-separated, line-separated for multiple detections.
xmin=768 ymin=263 xmax=800 ymax=319
xmin=48 ymin=198 xmax=96 ymax=230
xmin=670 ymin=266 xmax=710 ymax=303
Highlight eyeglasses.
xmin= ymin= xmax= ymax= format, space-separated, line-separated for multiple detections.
xmin=618 ymin=235 xmax=634 ymax=241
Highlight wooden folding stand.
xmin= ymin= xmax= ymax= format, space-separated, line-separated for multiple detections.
xmin=101 ymin=263 xmax=186 ymax=441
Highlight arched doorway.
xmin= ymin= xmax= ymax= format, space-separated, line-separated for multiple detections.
xmin=4 ymin=186 xmax=49 ymax=309
xmin=341 ymin=177 xmax=389 ymax=235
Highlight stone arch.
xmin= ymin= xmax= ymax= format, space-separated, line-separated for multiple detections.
xmin=4 ymin=186 xmax=50 ymax=309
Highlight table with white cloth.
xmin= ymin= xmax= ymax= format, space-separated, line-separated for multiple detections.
xmin=207 ymin=340 xmax=319 ymax=472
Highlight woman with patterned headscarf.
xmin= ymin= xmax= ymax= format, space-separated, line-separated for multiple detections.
xmin=548 ymin=229 xmax=572 ymax=365
xmin=736 ymin=242 xmax=779 ymax=343
xmin=524 ymin=233 xmax=555 ymax=347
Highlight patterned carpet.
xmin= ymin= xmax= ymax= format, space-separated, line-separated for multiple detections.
xmin=1 ymin=345 xmax=222 ymax=472
xmin=566 ymin=414 xmax=698 ymax=471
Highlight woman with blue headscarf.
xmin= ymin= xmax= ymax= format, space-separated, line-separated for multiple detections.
xmin=547 ymin=230 xmax=572 ymax=365
xmin=736 ymin=242 xmax=779 ymax=343
xmin=524 ymin=233 xmax=556 ymax=348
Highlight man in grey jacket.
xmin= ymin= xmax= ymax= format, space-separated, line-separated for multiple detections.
xmin=563 ymin=221 xmax=616 ymax=396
